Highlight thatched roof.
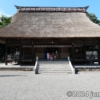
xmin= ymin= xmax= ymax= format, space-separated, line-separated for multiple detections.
xmin=0 ymin=5 xmax=100 ymax=38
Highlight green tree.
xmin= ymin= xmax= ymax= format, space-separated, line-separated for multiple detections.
xmin=0 ymin=16 xmax=11 ymax=60
xmin=0 ymin=15 xmax=12 ymax=28
xmin=87 ymin=12 xmax=100 ymax=25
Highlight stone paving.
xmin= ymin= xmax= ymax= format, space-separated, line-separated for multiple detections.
xmin=0 ymin=63 xmax=34 ymax=68
xmin=0 ymin=71 xmax=100 ymax=100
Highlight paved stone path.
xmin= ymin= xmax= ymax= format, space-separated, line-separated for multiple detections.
xmin=0 ymin=71 xmax=100 ymax=100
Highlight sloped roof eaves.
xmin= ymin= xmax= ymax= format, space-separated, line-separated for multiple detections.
xmin=0 ymin=12 xmax=100 ymax=38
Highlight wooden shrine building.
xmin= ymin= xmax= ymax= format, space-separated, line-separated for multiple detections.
xmin=0 ymin=5 xmax=100 ymax=65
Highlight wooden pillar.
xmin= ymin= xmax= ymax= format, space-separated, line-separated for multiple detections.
xmin=72 ymin=42 xmax=74 ymax=65
xmin=32 ymin=41 xmax=35 ymax=65
xmin=32 ymin=42 xmax=34 ymax=65
xmin=5 ymin=40 xmax=7 ymax=65
xmin=84 ymin=41 xmax=86 ymax=65
xmin=19 ymin=40 xmax=22 ymax=65
xmin=98 ymin=41 xmax=100 ymax=64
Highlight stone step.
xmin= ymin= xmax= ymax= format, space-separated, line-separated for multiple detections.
xmin=39 ymin=66 xmax=70 ymax=69
xmin=39 ymin=69 xmax=72 ymax=71
xmin=39 ymin=63 xmax=68 ymax=65
xmin=39 ymin=64 xmax=69 ymax=66
xmin=39 ymin=65 xmax=69 ymax=66
xmin=39 ymin=69 xmax=71 ymax=71
xmin=39 ymin=62 xmax=68 ymax=63
xmin=39 ymin=68 xmax=71 ymax=69
xmin=39 ymin=70 xmax=72 ymax=72
xmin=39 ymin=72 xmax=72 ymax=74
xmin=39 ymin=64 xmax=69 ymax=65
xmin=40 ymin=65 xmax=69 ymax=66
xmin=39 ymin=73 xmax=72 ymax=74
xmin=39 ymin=63 xmax=69 ymax=64
xmin=38 ymin=61 xmax=72 ymax=74
xmin=39 ymin=71 xmax=72 ymax=74
xmin=39 ymin=68 xmax=71 ymax=70
xmin=39 ymin=61 xmax=68 ymax=62
xmin=39 ymin=68 xmax=70 ymax=69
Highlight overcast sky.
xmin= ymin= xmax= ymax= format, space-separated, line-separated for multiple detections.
xmin=0 ymin=0 xmax=100 ymax=19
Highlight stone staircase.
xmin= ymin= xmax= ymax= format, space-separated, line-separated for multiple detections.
xmin=38 ymin=61 xmax=72 ymax=74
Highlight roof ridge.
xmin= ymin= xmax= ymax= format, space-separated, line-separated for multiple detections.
xmin=15 ymin=5 xmax=89 ymax=13
xmin=15 ymin=5 xmax=89 ymax=9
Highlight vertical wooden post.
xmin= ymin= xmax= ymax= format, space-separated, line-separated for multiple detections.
xmin=19 ymin=40 xmax=22 ymax=65
xmin=5 ymin=40 xmax=7 ymax=65
xmin=32 ymin=41 xmax=33 ymax=65
xmin=32 ymin=41 xmax=35 ymax=65
xmin=98 ymin=40 xmax=100 ymax=64
xmin=72 ymin=42 xmax=74 ymax=65
xmin=84 ymin=41 xmax=86 ymax=65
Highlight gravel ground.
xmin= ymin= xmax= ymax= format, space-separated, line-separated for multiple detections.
xmin=0 ymin=71 xmax=100 ymax=100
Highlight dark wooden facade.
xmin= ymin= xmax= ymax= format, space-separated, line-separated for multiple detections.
xmin=5 ymin=38 xmax=100 ymax=65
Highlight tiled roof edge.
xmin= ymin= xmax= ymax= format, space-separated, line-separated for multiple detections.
xmin=15 ymin=5 xmax=89 ymax=12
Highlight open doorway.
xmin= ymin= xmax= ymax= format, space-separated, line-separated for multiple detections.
xmin=45 ymin=48 xmax=59 ymax=60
